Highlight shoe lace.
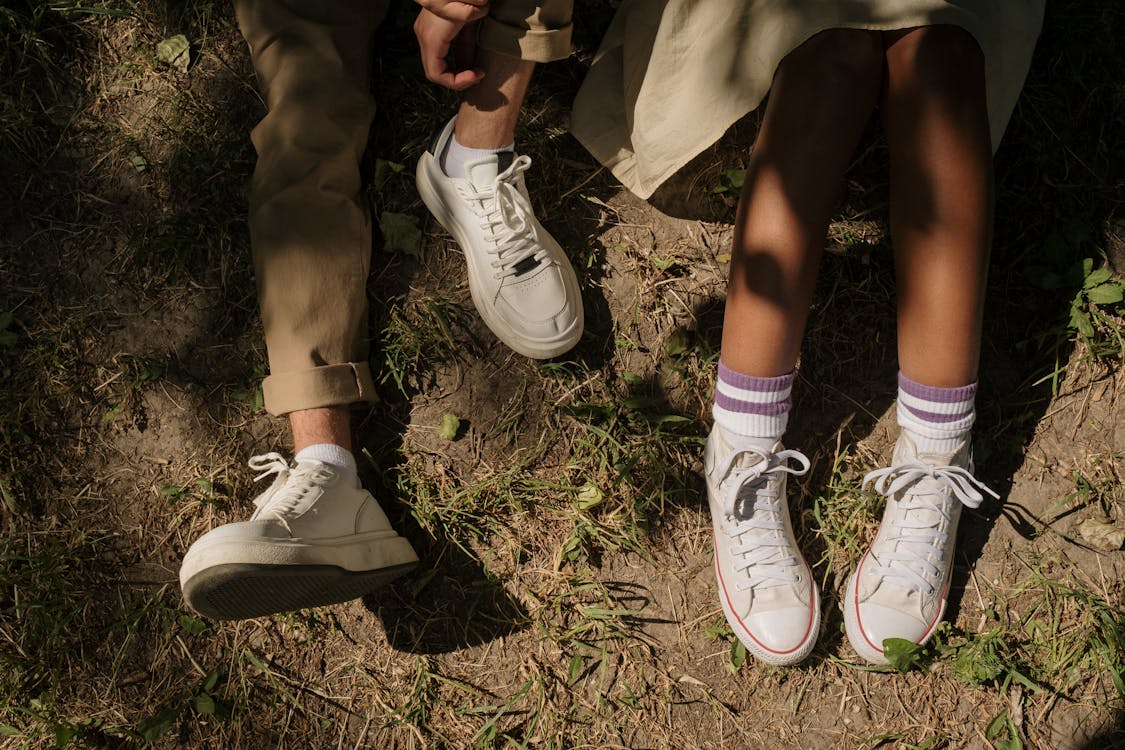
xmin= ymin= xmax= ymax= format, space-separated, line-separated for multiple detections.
xmin=715 ymin=447 xmax=811 ymax=592
xmin=456 ymin=155 xmax=546 ymax=290
xmin=247 ymin=453 xmax=336 ymax=525
xmin=861 ymin=463 xmax=999 ymax=594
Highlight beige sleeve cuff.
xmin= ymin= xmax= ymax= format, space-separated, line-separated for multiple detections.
xmin=477 ymin=16 xmax=573 ymax=63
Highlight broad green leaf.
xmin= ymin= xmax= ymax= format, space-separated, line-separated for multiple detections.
xmin=729 ymin=639 xmax=746 ymax=670
xmin=193 ymin=693 xmax=215 ymax=715
xmin=882 ymin=637 xmax=925 ymax=673
xmin=55 ymin=724 xmax=77 ymax=747
xmin=711 ymin=169 xmax=746 ymax=195
xmin=380 ymin=211 xmax=421 ymax=257
xmin=1083 ymin=267 xmax=1112 ymax=288
xmin=1069 ymin=308 xmax=1094 ymax=337
xmin=1086 ymin=282 xmax=1123 ymax=305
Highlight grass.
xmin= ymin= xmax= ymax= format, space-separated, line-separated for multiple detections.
xmin=0 ymin=0 xmax=1122 ymax=748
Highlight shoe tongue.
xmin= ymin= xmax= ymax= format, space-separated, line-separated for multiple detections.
xmin=895 ymin=431 xmax=968 ymax=468
xmin=731 ymin=451 xmax=768 ymax=472
xmin=465 ymin=151 xmax=514 ymax=189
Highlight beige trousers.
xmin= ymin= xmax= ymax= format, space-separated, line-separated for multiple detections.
xmin=234 ymin=0 xmax=573 ymax=415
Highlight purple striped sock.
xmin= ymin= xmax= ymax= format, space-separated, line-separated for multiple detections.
xmin=896 ymin=371 xmax=976 ymax=454
xmin=712 ymin=361 xmax=794 ymax=442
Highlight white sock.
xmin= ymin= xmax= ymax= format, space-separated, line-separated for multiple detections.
xmin=294 ymin=443 xmax=357 ymax=484
xmin=711 ymin=362 xmax=794 ymax=453
xmin=440 ymin=132 xmax=514 ymax=180
xmin=896 ymin=371 xmax=977 ymax=456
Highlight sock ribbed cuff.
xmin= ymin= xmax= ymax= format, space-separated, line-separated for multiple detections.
xmin=295 ymin=443 xmax=357 ymax=480
xmin=711 ymin=362 xmax=793 ymax=441
xmin=440 ymin=133 xmax=515 ymax=180
xmin=896 ymin=372 xmax=976 ymax=453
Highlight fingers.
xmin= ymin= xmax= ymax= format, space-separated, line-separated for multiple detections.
xmin=416 ymin=0 xmax=488 ymax=23
xmin=414 ymin=10 xmax=485 ymax=90
xmin=442 ymin=68 xmax=488 ymax=91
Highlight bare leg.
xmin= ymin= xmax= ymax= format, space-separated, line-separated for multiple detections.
xmin=882 ymin=26 xmax=993 ymax=387
xmin=454 ymin=48 xmax=534 ymax=149
xmin=289 ymin=406 xmax=352 ymax=453
xmin=721 ymin=30 xmax=885 ymax=376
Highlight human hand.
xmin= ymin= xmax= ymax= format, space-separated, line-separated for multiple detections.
xmin=413 ymin=7 xmax=487 ymax=90
xmin=415 ymin=0 xmax=488 ymax=23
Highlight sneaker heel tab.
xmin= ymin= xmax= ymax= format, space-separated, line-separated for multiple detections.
xmin=426 ymin=117 xmax=454 ymax=157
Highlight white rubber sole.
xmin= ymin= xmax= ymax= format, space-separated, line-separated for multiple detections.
xmin=180 ymin=530 xmax=419 ymax=620
xmin=415 ymin=154 xmax=583 ymax=359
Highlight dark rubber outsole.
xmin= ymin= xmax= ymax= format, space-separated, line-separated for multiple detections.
xmin=182 ymin=561 xmax=418 ymax=621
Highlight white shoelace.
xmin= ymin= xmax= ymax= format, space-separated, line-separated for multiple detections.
xmin=861 ymin=463 xmax=999 ymax=594
xmin=715 ymin=448 xmax=811 ymax=591
xmin=248 ymin=453 xmax=335 ymax=526
xmin=456 ymin=155 xmax=547 ymax=289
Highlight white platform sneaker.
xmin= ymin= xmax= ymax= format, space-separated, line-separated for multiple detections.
xmin=416 ymin=117 xmax=583 ymax=359
xmin=844 ymin=433 xmax=997 ymax=663
xmin=180 ymin=454 xmax=418 ymax=620
xmin=704 ymin=426 xmax=819 ymax=666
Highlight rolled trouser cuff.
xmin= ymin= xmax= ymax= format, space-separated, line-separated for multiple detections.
xmin=477 ymin=17 xmax=572 ymax=62
xmin=262 ymin=361 xmax=377 ymax=416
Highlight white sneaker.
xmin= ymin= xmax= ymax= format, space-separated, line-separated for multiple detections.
xmin=180 ymin=454 xmax=419 ymax=620
xmin=704 ymin=426 xmax=819 ymax=666
xmin=416 ymin=117 xmax=583 ymax=359
xmin=844 ymin=433 xmax=998 ymax=663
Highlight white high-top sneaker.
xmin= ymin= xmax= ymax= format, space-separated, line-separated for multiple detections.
xmin=844 ymin=433 xmax=998 ymax=663
xmin=704 ymin=426 xmax=819 ymax=666
xmin=416 ymin=117 xmax=583 ymax=359
xmin=180 ymin=454 xmax=418 ymax=620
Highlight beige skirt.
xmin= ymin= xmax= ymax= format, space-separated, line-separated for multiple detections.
xmin=570 ymin=0 xmax=1045 ymax=199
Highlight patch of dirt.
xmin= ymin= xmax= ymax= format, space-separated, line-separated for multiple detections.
xmin=2 ymin=3 xmax=1123 ymax=749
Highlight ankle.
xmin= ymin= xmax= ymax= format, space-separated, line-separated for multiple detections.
xmin=453 ymin=102 xmax=520 ymax=151
xmin=440 ymin=129 xmax=514 ymax=180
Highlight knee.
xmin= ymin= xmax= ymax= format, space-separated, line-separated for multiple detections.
xmin=783 ymin=28 xmax=884 ymax=91
xmin=886 ymin=25 xmax=985 ymax=95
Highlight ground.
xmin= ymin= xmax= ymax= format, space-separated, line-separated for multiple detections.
xmin=0 ymin=1 xmax=1123 ymax=749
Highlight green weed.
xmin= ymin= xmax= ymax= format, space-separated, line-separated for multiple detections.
xmin=375 ymin=294 xmax=464 ymax=394
xmin=562 ymin=392 xmax=702 ymax=560
xmin=810 ymin=447 xmax=882 ymax=577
